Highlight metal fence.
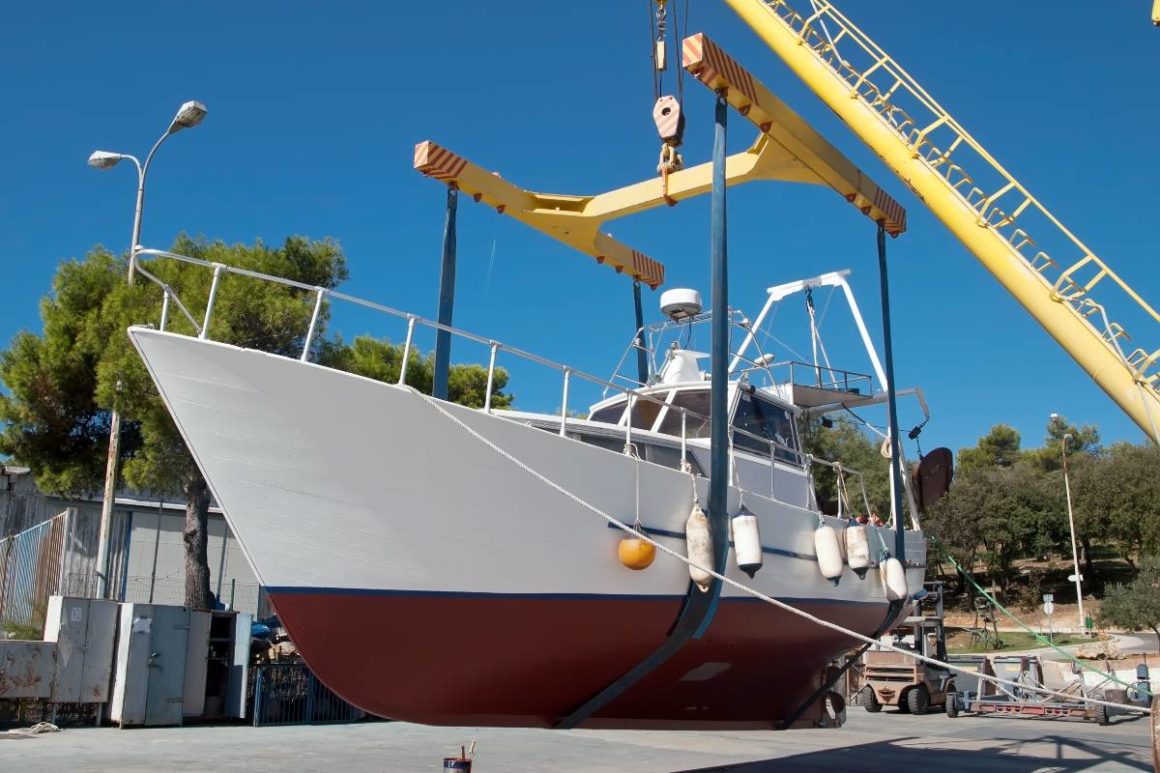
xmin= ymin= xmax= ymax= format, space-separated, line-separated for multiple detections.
xmin=251 ymin=662 xmax=365 ymax=726
xmin=0 ymin=511 xmax=70 ymax=637
xmin=117 ymin=575 xmax=263 ymax=615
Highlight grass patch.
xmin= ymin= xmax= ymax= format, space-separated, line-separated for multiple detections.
xmin=947 ymin=629 xmax=1098 ymax=654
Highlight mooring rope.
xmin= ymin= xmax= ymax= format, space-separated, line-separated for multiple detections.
xmin=413 ymin=389 xmax=1150 ymax=716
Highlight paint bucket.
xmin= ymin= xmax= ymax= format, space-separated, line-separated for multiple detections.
xmin=442 ymin=758 xmax=471 ymax=772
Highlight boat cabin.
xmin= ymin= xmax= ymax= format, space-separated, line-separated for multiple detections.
xmin=513 ymin=353 xmax=812 ymax=510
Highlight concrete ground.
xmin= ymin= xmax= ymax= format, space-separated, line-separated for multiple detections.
xmin=2 ymin=708 xmax=1153 ymax=773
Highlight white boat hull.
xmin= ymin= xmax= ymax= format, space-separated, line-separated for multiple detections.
xmin=129 ymin=327 xmax=925 ymax=728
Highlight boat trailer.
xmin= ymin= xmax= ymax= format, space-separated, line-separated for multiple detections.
xmin=947 ymin=655 xmax=1149 ymax=725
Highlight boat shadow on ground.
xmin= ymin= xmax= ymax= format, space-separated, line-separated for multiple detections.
xmin=677 ymin=733 xmax=1152 ymax=773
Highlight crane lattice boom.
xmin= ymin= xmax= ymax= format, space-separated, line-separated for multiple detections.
xmin=723 ymin=0 xmax=1160 ymax=442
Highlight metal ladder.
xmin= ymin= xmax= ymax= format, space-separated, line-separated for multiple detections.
xmin=724 ymin=0 xmax=1160 ymax=440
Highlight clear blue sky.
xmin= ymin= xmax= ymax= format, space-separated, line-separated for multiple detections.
xmin=2 ymin=1 xmax=1158 ymax=455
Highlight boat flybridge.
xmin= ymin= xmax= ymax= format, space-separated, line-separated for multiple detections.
xmin=504 ymin=269 xmax=931 ymax=527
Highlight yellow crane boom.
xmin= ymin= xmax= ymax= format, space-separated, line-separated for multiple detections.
xmin=723 ymin=0 xmax=1160 ymax=442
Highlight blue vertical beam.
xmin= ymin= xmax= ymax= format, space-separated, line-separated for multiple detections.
xmin=633 ymin=281 xmax=649 ymax=385
xmin=707 ymin=96 xmax=730 ymax=559
xmin=432 ymin=185 xmax=458 ymax=400
xmin=701 ymin=92 xmax=731 ymax=631
xmin=876 ymin=222 xmax=906 ymax=562
xmin=554 ymin=95 xmax=731 ymax=729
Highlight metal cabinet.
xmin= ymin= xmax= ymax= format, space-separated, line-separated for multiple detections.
xmin=182 ymin=611 xmax=212 ymax=717
xmin=43 ymin=596 xmax=117 ymax=703
xmin=219 ymin=612 xmax=251 ymax=718
xmin=0 ymin=641 xmax=55 ymax=700
xmin=109 ymin=603 xmax=191 ymax=727
xmin=184 ymin=611 xmax=251 ymax=718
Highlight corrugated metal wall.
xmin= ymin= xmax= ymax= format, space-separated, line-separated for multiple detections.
xmin=0 ymin=468 xmax=59 ymax=538
xmin=0 ymin=470 xmax=261 ymax=615
xmin=118 ymin=507 xmax=259 ymax=614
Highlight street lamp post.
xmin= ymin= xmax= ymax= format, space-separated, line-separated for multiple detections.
xmin=88 ymin=101 xmax=207 ymax=599
xmin=1052 ymin=415 xmax=1087 ymax=635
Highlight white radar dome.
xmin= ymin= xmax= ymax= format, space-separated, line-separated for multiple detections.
xmin=660 ymin=288 xmax=702 ymax=321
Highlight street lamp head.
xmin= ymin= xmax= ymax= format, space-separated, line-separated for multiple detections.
xmin=1049 ymin=412 xmax=1060 ymax=423
xmin=167 ymin=100 xmax=207 ymax=134
xmin=88 ymin=150 xmax=125 ymax=170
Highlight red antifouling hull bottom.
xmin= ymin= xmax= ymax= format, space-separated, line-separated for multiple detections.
xmin=268 ymin=589 xmax=887 ymax=729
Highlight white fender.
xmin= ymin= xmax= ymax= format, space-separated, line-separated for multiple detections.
xmin=814 ymin=525 xmax=843 ymax=584
xmin=845 ymin=524 xmax=872 ymax=576
xmin=881 ymin=557 xmax=908 ymax=601
xmin=686 ymin=503 xmax=714 ymax=592
xmin=731 ymin=510 xmax=763 ymax=578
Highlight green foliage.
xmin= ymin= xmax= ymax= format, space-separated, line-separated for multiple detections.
xmin=0 ymin=237 xmax=351 ymax=497
xmin=924 ymin=461 xmax=1064 ymax=594
xmin=1072 ymin=442 xmax=1160 ymax=560
xmin=0 ymin=250 xmax=126 ymax=493
xmin=1025 ymin=414 xmax=1100 ymax=472
xmin=0 ymin=236 xmax=349 ymax=610
xmin=947 ymin=630 xmax=1090 ymax=654
xmin=1099 ymin=554 xmax=1160 ymax=639
xmin=319 ymin=335 xmax=513 ymax=409
xmin=800 ymin=420 xmax=890 ymax=518
xmin=0 ymin=597 xmax=48 ymax=641
xmin=925 ymin=418 xmax=1158 ymax=602
xmin=956 ymin=424 xmax=1022 ymax=474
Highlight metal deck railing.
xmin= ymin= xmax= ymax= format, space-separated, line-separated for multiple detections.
xmin=132 ymin=247 xmax=884 ymax=511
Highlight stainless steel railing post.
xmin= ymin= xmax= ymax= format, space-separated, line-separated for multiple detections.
xmin=398 ymin=316 xmax=417 ymax=386
xmin=559 ymin=368 xmax=571 ymax=437
xmin=200 ymin=264 xmax=223 ymax=340
xmin=483 ymin=342 xmax=500 ymax=413
xmin=624 ymin=392 xmax=634 ymax=453
xmin=301 ymin=288 xmax=327 ymax=362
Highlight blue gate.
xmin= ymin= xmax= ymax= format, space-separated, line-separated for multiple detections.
xmin=251 ymin=663 xmax=366 ymax=726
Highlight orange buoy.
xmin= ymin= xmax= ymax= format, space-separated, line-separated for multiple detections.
xmin=619 ymin=534 xmax=656 ymax=570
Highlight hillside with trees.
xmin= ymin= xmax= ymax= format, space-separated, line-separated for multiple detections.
xmin=807 ymin=415 xmax=1159 ymax=635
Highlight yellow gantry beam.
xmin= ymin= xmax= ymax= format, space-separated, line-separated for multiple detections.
xmin=415 ymin=35 xmax=907 ymax=288
xmin=414 ymin=141 xmax=666 ymax=288
xmin=722 ymin=0 xmax=1160 ymax=442
xmin=681 ymin=32 xmax=906 ymax=236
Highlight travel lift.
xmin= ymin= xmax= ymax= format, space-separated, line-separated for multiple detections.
xmin=415 ymin=20 xmax=912 ymax=730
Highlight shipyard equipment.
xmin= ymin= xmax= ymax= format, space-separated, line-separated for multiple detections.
xmin=859 ymin=582 xmax=954 ymax=714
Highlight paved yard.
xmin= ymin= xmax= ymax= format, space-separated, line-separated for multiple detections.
xmin=2 ymin=708 xmax=1153 ymax=772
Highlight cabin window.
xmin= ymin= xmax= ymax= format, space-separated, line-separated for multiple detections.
xmin=732 ymin=392 xmax=799 ymax=464
xmin=629 ymin=393 xmax=668 ymax=430
xmin=588 ymin=403 xmax=626 ymax=425
xmin=571 ymin=431 xmax=705 ymax=476
xmin=575 ymin=433 xmax=625 ymax=453
xmin=655 ymin=389 xmax=712 ymax=439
